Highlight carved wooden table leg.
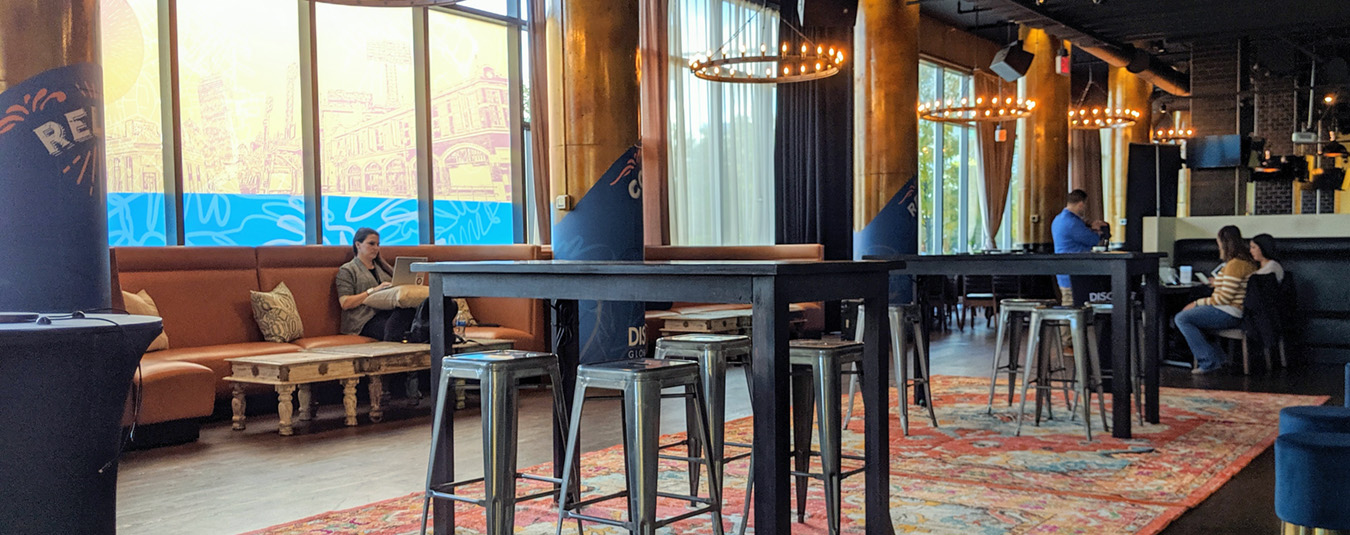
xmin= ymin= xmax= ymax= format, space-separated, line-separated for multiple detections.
xmin=341 ymin=378 xmax=359 ymax=427
xmin=296 ymin=384 xmax=313 ymax=421
xmin=368 ymin=375 xmax=384 ymax=423
xmin=275 ymin=385 xmax=296 ymax=436
xmin=231 ymin=383 xmax=247 ymax=430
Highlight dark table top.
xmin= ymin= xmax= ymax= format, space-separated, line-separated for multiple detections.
xmin=866 ymin=252 xmax=1166 ymax=276
xmin=0 ymin=313 xmax=161 ymax=336
xmin=412 ymin=259 xmax=904 ymax=276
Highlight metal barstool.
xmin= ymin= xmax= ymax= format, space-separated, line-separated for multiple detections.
xmin=789 ymin=338 xmax=867 ymax=535
xmin=1016 ymin=307 xmax=1110 ymax=440
xmin=555 ymin=359 xmax=724 ymax=535
xmin=987 ymin=299 xmax=1063 ymax=414
xmin=653 ymin=334 xmax=752 ymax=518
xmin=1088 ymin=302 xmax=1146 ymax=424
xmin=843 ymin=303 xmax=939 ymax=435
xmin=421 ymin=350 xmax=570 ymax=535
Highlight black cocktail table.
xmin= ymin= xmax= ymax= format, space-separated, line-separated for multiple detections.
xmin=414 ymin=259 xmax=902 ymax=535
xmin=874 ymin=252 xmax=1166 ymax=438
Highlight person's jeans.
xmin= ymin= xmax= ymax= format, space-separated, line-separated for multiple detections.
xmin=1174 ymin=305 xmax=1242 ymax=371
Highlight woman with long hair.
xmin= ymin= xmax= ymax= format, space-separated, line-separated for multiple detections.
xmin=1248 ymin=233 xmax=1285 ymax=282
xmin=1174 ymin=225 xmax=1260 ymax=374
xmin=335 ymin=227 xmax=414 ymax=341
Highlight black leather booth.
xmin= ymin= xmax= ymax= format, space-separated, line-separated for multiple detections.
xmin=1173 ymin=237 xmax=1350 ymax=364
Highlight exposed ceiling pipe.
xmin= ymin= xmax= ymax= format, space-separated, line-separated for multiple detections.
xmin=1075 ymin=43 xmax=1192 ymax=97
xmin=968 ymin=0 xmax=1192 ymax=96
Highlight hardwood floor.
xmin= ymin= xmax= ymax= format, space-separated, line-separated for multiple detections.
xmin=116 ymin=321 xmax=1346 ymax=535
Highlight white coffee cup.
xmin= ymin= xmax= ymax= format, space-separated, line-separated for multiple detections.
xmin=1179 ymin=265 xmax=1193 ymax=284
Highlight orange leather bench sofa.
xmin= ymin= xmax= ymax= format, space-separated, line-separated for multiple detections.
xmin=112 ymin=244 xmax=547 ymax=435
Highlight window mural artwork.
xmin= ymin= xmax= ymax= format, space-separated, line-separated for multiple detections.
xmin=102 ymin=0 xmax=166 ymax=246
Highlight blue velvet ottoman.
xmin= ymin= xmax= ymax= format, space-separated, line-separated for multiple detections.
xmin=1280 ymin=405 xmax=1350 ymax=435
xmin=1275 ymin=431 xmax=1350 ymax=533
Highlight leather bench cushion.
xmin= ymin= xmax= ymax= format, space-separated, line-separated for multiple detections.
xmin=125 ymin=360 xmax=216 ymax=426
xmin=465 ymin=326 xmax=538 ymax=352
xmin=256 ymin=246 xmax=354 ymax=338
xmin=291 ymin=334 xmax=377 ymax=349
xmin=149 ymin=342 xmax=302 ymax=397
xmin=114 ymin=247 xmax=263 ymax=348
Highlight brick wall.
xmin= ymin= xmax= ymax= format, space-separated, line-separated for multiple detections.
xmin=1188 ymin=38 xmax=1244 ymax=216
xmin=1301 ymin=188 xmax=1337 ymax=214
xmin=1253 ymin=181 xmax=1293 ymax=214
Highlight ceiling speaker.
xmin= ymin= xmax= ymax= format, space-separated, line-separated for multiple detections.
xmin=990 ymin=40 xmax=1034 ymax=82
xmin=799 ymin=0 xmax=857 ymax=27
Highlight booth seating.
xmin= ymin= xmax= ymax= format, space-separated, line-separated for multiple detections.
xmin=110 ymin=244 xmax=548 ymax=439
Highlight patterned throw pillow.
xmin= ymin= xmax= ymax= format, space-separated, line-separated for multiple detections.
xmin=122 ymin=289 xmax=170 ymax=351
xmin=250 ymin=282 xmax=304 ymax=343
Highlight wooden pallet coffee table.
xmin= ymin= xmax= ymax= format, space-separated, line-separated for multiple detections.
xmin=308 ymin=339 xmax=513 ymax=419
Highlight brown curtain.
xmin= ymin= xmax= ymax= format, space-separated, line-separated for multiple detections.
xmin=974 ymin=72 xmax=1016 ymax=249
xmin=639 ymin=0 xmax=670 ymax=246
xmin=1069 ymin=129 xmax=1103 ymax=222
xmin=529 ymin=0 xmax=551 ymax=244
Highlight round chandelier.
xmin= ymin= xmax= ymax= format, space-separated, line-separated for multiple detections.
xmin=1069 ymin=107 xmax=1141 ymax=129
xmin=918 ymin=96 xmax=1037 ymax=124
xmin=688 ymin=6 xmax=844 ymax=84
xmin=690 ymin=42 xmax=844 ymax=84
xmin=1153 ymin=127 xmax=1195 ymax=143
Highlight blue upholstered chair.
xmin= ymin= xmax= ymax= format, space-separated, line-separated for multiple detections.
xmin=1274 ymin=364 xmax=1350 ymax=533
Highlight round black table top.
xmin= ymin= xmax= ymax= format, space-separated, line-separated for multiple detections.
xmin=0 ymin=313 xmax=162 ymax=342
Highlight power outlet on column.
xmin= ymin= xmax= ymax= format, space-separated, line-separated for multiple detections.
xmin=553 ymin=195 xmax=573 ymax=211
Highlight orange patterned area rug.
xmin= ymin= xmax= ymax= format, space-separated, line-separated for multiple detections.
xmin=244 ymin=376 xmax=1325 ymax=534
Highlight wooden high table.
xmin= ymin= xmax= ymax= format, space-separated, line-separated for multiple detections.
xmin=413 ymin=260 xmax=903 ymax=535
xmin=875 ymin=252 xmax=1167 ymax=438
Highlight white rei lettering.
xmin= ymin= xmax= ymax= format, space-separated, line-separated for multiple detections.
xmin=32 ymin=107 xmax=98 ymax=156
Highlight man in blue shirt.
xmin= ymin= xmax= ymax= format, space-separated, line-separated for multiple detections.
xmin=1052 ymin=189 xmax=1108 ymax=305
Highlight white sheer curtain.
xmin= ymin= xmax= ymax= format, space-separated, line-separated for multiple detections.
xmin=667 ymin=0 xmax=778 ymax=245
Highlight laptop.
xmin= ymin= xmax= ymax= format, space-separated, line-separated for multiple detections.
xmin=390 ymin=256 xmax=428 ymax=286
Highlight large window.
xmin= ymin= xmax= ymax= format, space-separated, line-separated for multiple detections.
xmin=429 ymin=10 xmax=515 ymax=245
xmin=317 ymin=4 xmax=417 ymax=245
xmin=178 ymin=0 xmax=304 ymax=245
xmin=101 ymin=1 xmax=527 ymax=247
xmin=102 ymin=0 xmax=165 ymax=246
xmin=918 ymin=60 xmax=1021 ymax=253
xmin=667 ymin=0 xmax=778 ymax=246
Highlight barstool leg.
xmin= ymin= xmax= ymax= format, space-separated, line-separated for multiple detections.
xmin=987 ymin=307 xmax=1012 ymax=413
xmin=913 ymin=317 xmax=939 ymax=428
xmin=688 ymin=380 xmax=726 ymax=535
xmin=421 ymin=368 xmax=457 ymax=535
xmin=738 ymin=358 xmax=755 ymax=535
xmin=891 ymin=307 xmax=910 ymax=435
xmin=813 ymin=355 xmax=844 ymax=535
xmin=791 ymin=369 xmax=814 ymax=524
xmin=1015 ymin=316 xmax=1044 ymax=437
xmin=546 ymin=366 xmax=577 ymax=506
xmin=844 ymin=307 xmax=865 ymax=424
xmin=624 ymin=381 xmax=663 ymax=535
xmin=479 ymin=370 xmax=519 ymax=535
xmin=684 ymin=379 xmax=703 ymax=506
xmin=1083 ymin=320 xmax=1110 ymax=435
xmin=1007 ymin=315 xmax=1024 ymax=407
xmin=702 ymin=349 xmax=729 ymax=500
xmin=1069 ymin=317 xmax=1093 ymax=441
xmin=554 ymin=383 xmax=589 ymax=535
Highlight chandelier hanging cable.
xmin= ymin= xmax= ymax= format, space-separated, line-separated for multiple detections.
xmin=1068 ymin=67 xmax=1141 ymax=129
xmin=689 ymin=5 xmax=844 ymax=84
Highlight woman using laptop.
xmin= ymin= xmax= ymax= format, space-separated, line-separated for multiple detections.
xmin=336 ymin=227 xmax=413 ymax=341
xmin=1173 ymin=225 xmax=1260 ymax=375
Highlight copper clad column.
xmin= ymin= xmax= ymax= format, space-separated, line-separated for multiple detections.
xmin=1019 ymin=27 xmax=1070 ymax=250
xmin=1105 ymin=66 xmax=1151 ymax=245
xmin=0 ymin=0 xmax=110 ymax=312
xmin=545 ymin=0 xmax=648 ymax=363
xmin=854 ymin=0 xmax=919 ymax=304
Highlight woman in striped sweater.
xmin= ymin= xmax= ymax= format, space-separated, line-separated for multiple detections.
xmin=1175 ymin=225 xmax=1260 ymax=374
